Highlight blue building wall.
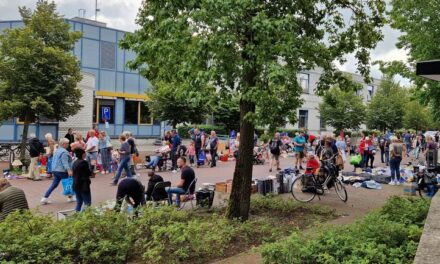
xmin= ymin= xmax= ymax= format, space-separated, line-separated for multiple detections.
xmin=0 ymin=19 xmax=161 ymax=141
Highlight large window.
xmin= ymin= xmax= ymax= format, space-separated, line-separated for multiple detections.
xmin=320 ymin=117 xmax=326 ymax=131
xmin=94 ymin=99 xmax=115 ymax=124
xmin=100 ymin=41 xmax=116 ymax=70
xmin=298 ymin=110 xmax=308 ymax=129
xmin=124 ymin=100 xmax=138 ymax=124
xmin=124 ymin=100 xmax=153 ymax=125
xmin=299 ymin=73 xmax=310 ymax=93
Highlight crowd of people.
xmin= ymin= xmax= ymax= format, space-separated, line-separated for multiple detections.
xmin=1 ymin=124 xmax=439 ymax=222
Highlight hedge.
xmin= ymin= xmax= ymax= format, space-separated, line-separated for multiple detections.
xmin=261 ymin=196 xmax=430 ymax=264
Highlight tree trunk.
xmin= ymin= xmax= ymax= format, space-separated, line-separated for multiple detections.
xmin=20 ymin=122 xmax=29 ymax=162
xmin=172 ymin=120 xmax=177 ymax=129
xmin=226 ymin=99 xmax=255 ymax=220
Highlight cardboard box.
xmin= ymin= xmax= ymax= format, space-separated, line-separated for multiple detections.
xmin=216 ymin=182 xmax=228 ymax=193
xmin=226 ymin=180 xmax=233 ymax=194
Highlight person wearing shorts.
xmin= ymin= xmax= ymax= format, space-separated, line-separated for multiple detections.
xmin=269 ymin=132 xmax=283 ymax=172
xmin=294 ymin=131 xmax=306 ymax=170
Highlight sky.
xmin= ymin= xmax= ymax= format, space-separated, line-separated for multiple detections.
xmin=0 ymin=0 xmax=409 ymax=84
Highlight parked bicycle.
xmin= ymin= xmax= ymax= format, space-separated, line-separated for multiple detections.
xmin=291 ymin=156 xmax=348 ymax=203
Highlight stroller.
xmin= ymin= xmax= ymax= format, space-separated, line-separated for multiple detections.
xmin=253 ymin=146 xmax=265 ymax=165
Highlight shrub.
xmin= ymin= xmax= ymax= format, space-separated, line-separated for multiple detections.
xmin=261 ymin=196 xmax=430 ymax=264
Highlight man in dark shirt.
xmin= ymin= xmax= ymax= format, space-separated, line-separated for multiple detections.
xmin=64 ymin=128 xmax=75 ymax=152
xmin=72 ymin=148 xmax=92 ymax=212
xmin=166 ymin=157 xmax=196 ymax=206
xmin=145 ymin=171 xmax=168 ymax=201
xmin=27 ymin=133 xmax=45 ymax=181
xmin=191 ymin=128 xmax=204 ymax=168
xmin=114 ymin=177 xmax=145 ymax=212
xmin=171 ymin=130 xmax=182 ymax=171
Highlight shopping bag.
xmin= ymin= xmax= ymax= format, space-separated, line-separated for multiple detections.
xmin=350 ymin=154 xmax=362 ymax=165
xmin=61 ymin=177 xmax=75 ymax=196
xmin=198 ymin=151 xmax=206 ymax=165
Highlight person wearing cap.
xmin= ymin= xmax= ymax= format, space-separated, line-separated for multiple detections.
xmin=0 ymin=179 xmax=29 ymax=221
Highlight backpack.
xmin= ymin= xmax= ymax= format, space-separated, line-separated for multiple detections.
xmin=270 ymin=140 xmax=280 ymax=154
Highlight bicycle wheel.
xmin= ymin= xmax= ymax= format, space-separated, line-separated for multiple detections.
xmin=334 ymin=178 xmax=348 ymax=202
xmin=291 ymin=175 xmax=316 ymax=202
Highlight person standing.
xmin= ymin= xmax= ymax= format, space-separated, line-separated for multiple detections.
xmin=70 ymin=133 xmax=86 ymax=152
xmin=389 ymin=137 xmax=404 ymax=185
xmin=98 ymin=131 xmax=112 ymax=174
xmin=72 ymin=148 xmax=92 ymax=212
xmin=269 ymin=132 xmax=282 ymax=172
xmin=111 ymin=134 xmax=132 ymax=186
xmin=293 ymin=131 xmax=306 ymax=170
xmin=335 ymin=136 xmax=347 ymax=163
xmin=171 ymin=130 xmax=182 ymax=171
xmin=166 ymin=157 xmax=195 ymax=207
xmin=0 ymin=179 xmax=29 ymax=221
xmin=365 ymin=136 xmax=375 ymax=168
xmin=64 ymin=128 xmax=75 ymax=152
xmin=85 ymin=130 xmax=99 ymax=175
xmin=41 ymin=138 xmax=74 ymax=204
xmin=379 ymin=135 xmax=386 ymax=164
xmin=27 ymin=133 xmax=45 ymax=181
xmin=208 ymin=131 xmax=219 ymax=168
xmin=44 ymin=133 xmax=56 ymax=179
xmin=358 ymin=133 xmax=367 ymax=168
xmin=124 ymin=131 xmax=139 ymax=176
xmin=404 ymin=131 xmax=412 ymax=156
xmin=191 ymin=128 xmax=203 ymax=168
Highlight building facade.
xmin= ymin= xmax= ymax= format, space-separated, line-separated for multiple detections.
xmin=287 ymin=69 xmax=381 ymax=134
xmin=0 ymin=17 xmax=161 ymax=141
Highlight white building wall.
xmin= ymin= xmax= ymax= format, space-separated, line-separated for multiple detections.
xmin=286 ymin=69 xmax=382 ymax=135
xmin=58 ymin=72 xmax=95 ymax=139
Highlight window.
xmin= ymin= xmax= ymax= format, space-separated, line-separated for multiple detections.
xmin=320 ymin=117 xmax=326 ymax=131
xmin=298 ymin=110 xmax=308 ymax=129
xmin=367 ymin=85 xmax=374 ymax=101
xmin=94 ymin=99 xmax=115 ymax=124
xmin=299 ymin=73 xmax=310 ymax=93
xmin=124 ymin=100 xmax=138 ymax=124
xmin=100 ymin=41 xmax=116 ymax=70
xmin=140 ymin=102 xmax=152 ymax=124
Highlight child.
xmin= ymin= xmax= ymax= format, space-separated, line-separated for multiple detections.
xmin=305 ymin=153 xmax=320 ymax=175
xmin=187 ymin=141 xmax=196 ymax=166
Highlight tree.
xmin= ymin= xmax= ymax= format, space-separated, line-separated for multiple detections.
xmin=121 ymin=0 xmax=386 ymax=220
xmin=212 ymin=95 xmax=241 ymax=132
xmin=0 ymin=1 xmax=82 ymax=160
xmin=365 ymin=76 xmax=407 ymax=132
xmin=146 ymin=81 xmax=212 ymax=128
xmin=403 ymin=101 xmax=431 ymax=133
xmin=378 ymin=0 xmax=440 ymax=120
xmin=319 ymin=86 xmax=366 ymax=133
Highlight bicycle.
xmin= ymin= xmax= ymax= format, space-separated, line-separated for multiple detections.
xmin=291 ymin=156 xmax=348 ymax=203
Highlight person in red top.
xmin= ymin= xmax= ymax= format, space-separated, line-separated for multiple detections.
xmin=358 ymin=133 xmax=366 ymax=168
xmin=86 ymin=124 xmax=100 ymax=142
xmin=305 ymin=153 xmax=320 ymax=175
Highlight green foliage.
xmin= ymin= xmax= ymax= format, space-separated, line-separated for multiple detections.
xmin=378 ymin=0 xmax=440 ymax=121
xmin=212 ymin=94 xmax=241 ymax=132
xmin=261 ymin=196 xmax=430 ymax=264
xmin=366 ymin=77 xmax=407 ymax=131
xmin=403 ymin=100 xmax=432 ymax=132
xmin=0 ymin=1 xmax=82 ymax=123
xmin=146 ymin=81 xmax=213 ymax=128
xmin=319 ymin=86 xmax=366 ymax=132
xmin=0 ymin=196 xmax=334 ymax=264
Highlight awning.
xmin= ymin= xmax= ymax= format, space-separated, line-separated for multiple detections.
xmin=416 ymin=60 xmax=440 ymax=81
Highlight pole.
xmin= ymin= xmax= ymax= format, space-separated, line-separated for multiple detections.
xmin=95 ymin=0 xmax=98 ymax=20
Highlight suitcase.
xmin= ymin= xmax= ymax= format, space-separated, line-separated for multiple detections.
xmin=277 ymin=172 xmax=285 ymax=194
xmin=196 ymin=190 xmax=215 ymax=208
xmin=257 ymin=179 xmax=273 ymax=195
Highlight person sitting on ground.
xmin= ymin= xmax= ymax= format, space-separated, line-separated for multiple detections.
xmin=114 ymin=177 xmax=145 ymax=212
xmin=305 ymin=153 xmax=320 ymax=175
xmin=72 ymin=148 xmax=92 ymax=212
xmin=145 ymin=171 xmax=168 ymax=201
xmin=166 ymin=157 xmax=195 ymax=207
xmin=0 ymin=179 xmax=29 ymax=221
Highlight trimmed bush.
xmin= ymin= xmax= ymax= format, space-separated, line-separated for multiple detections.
xmin=261 ymin=196 xmax=430 ymax=264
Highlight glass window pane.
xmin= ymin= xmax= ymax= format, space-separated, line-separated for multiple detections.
xmin=299 ymin=110 xmax=308 ymax=129
xmin=140 ymin=102 xmax=152 ymax=124
xmin=82 ymin=24 xmax=99 ymax=39
xmin=299 ymin=73 xmax=309 ymax=93
xmin=82 ymin=39 xmax=99 ymax=68
xmin=124 ymin=100 xmax=138 ymax=124
xmin=100 ymin=41 xmax=116 ymax=70
xmin=101 ymin=28 xmax=116 ymax=42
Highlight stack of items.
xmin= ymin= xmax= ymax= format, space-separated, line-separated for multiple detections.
xmin=276 ymin=168 xmax=298 ymax=194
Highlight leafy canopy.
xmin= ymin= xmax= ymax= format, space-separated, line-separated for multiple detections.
xmin=366 ymin=76 xmax=407 ymax=131
xmin=378 ymin=0 xmax=440 ymax=120
xmin=121 ymin=0 xmax=386 ymax=127
xmin=319 ymin=84 xmax=366 ymax=132
xmin=403 ymin=100 xmax=432 ymax=132
xmin=0 ymin=0 xmax=82 ymax=123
